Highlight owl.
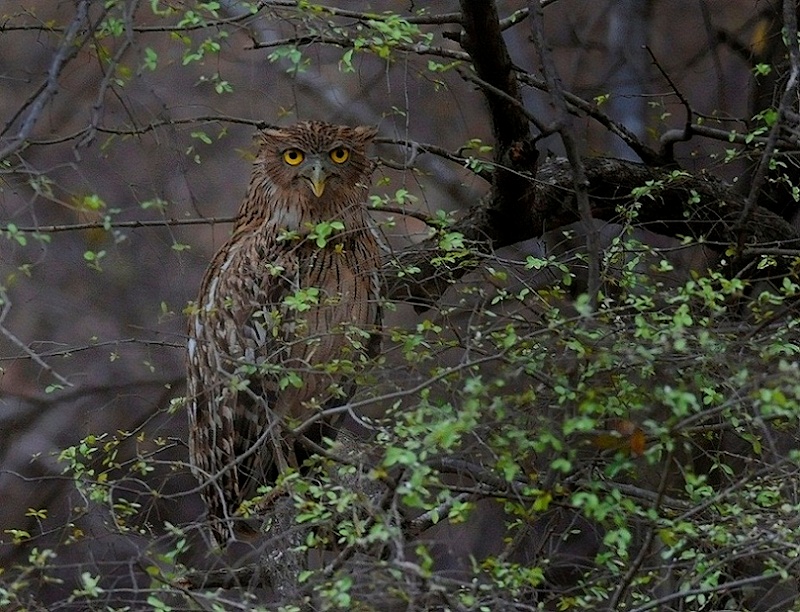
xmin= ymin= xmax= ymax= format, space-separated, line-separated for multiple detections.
xmin=186 ymin=121 xmax=382 ymax=545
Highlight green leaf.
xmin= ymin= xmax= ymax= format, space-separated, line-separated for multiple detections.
xmin=190 ymin=131 xmax=212 ymax=145
xmin=143 ymin=47 xmax=158 ymax=70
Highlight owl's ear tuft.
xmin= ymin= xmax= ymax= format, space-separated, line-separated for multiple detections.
xmin=257 ymin=127 xmax=287 ymax=148
xmin=352 ymin=125 xmax=378 ymax=145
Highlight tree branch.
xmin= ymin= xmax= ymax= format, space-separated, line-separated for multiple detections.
xmin=528 ymin=0 xmax=600 ymax=305
xmin=515 ymin=71 xmax=664 ymax=165
xmin=383 ymin=156 xmax=800 ymax=305
xmin=0 ymin=1 xmax=91 ymax=162
xmin=647 ymin=45 xmax=694 ymax=163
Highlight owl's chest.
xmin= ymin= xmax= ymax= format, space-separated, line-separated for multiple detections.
xmin=203 ymin=238 xmax=378 ymax=354
xmin=235 ymin=243 xmax=368 ymax=312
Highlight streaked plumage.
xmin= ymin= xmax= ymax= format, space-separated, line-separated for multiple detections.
xmin=186 ymin=121 xmax=381 ymax=545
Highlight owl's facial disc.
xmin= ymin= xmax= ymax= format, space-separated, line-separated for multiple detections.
xmin=297 ymin=158 xmax=327 ymax=198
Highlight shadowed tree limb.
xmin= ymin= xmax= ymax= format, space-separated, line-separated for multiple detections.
xmin=385 ymin=1 xmax=540 ymax=308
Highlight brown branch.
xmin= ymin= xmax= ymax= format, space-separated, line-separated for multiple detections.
xmin=0 ymin=216 xmax=236 ymax=234
xmin=0 ymin=1 xmax=91 ymax=161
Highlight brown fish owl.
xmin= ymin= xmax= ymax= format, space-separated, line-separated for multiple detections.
xmin=186 ymin=121 xmax=381 ymax=544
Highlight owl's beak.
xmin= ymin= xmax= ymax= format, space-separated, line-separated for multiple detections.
xmin=303 ymin=161 xmax=327 ymax=198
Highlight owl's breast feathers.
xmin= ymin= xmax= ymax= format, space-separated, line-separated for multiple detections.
xmin=192 ymin=224 xmax=381 ymax=413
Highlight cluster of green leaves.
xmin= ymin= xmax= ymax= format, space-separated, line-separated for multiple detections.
xmin=284 ymin=206 xmax=800 ymax=610
xmin=9 ymin=173 xmax=800 ymax=611
xmin=267 ymin=4 xmax=437 ymax=76
xmin=0 ymin=426 xmax=195 ymax=610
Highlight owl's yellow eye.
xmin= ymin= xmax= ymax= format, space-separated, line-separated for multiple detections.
xmin=329 ymin=147 xmax=350 ymax=164
xmin=283 ymin=149 xmax=304 ymax=166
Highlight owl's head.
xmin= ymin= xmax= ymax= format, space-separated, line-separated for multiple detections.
xmin=254 ymin=121 xmax=378 ymax=203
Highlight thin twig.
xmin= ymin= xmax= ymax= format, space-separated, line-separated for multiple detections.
xmin=0 ymin=216 xmax=236 ymax=234
xmin=0 ymin=1 xmax=90 ymax=161
xmin=0 ymin=288 xmax=73 ymax=387
xmin=647 ymin=45 xmax=694 ymax=163
xmin=77 ymin=0 xmax=141 ymax=150
xmin=528 ymin=1 xmax=600 ymax=307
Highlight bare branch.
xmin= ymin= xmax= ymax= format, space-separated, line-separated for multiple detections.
xmin=0 ymin=216 xmax=236 ymax=235
xmin=456 ymin=66 xmax=549 ymax=135
xmin=0 ymin=288 xmax=73 ymax=387
xmin=528 ymin=0 xmax=600 ymax=306
xmin=0 ymin=1 xmax=91 ymax=162
xmin=77 ymin=0 xmax=142 ymax=150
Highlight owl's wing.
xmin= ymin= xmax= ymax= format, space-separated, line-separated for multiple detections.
xmin=187 ymin=245 xmax=295 ymax=542
xmin=187 ymin=324 xmax=243 ymax=543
